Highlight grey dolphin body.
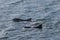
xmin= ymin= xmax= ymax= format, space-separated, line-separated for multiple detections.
xmin=34 ymin=24 xmax=42 ymax=29
xmin=12 ymin=18 xmax=32 ymax=22
xmin=24 ymin=21 xmax=43 ymax=29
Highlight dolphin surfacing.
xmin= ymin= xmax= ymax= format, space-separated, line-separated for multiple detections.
xmin=12 ymin=18 xmax=32 ymax=22
xmin=24 ymin=24 xmax=42 ymax=29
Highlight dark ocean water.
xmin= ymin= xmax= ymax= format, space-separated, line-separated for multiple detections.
xmin=0 ymin=0 xmax=60 ymax=40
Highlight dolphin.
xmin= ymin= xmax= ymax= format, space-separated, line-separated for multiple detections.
xmin=12 ymin=18 xmax=32 ymax=22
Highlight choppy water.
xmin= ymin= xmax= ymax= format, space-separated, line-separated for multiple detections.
xmin=0 ymin=0 xmax=60 ymax=40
